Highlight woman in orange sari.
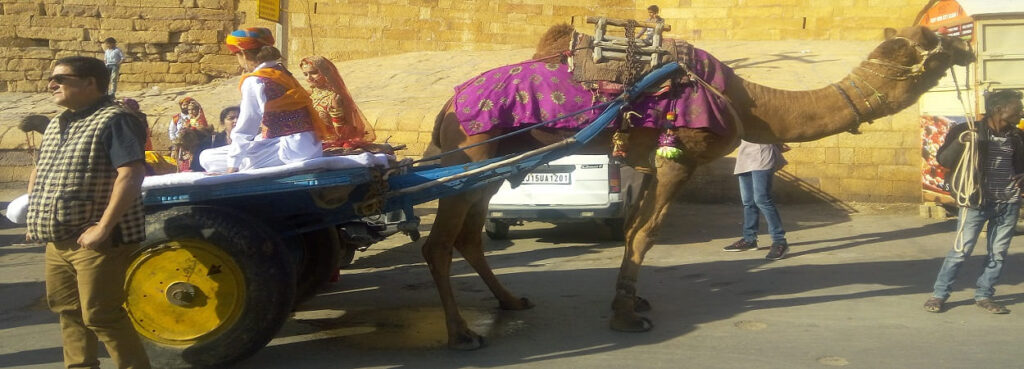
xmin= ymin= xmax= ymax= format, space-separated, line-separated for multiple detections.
xmin=299 ymin=56 xmax=375 ymax=153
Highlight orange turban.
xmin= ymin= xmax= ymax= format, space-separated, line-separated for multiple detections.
xmin=225 ymin=27 xmax=275 ymax=53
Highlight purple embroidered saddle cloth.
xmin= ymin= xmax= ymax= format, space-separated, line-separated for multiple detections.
xmin=453 ymin=48 xmax=732 ymax=137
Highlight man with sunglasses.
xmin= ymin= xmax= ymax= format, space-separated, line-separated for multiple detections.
xmin=27 ymin=56 xmax=151 ymax=368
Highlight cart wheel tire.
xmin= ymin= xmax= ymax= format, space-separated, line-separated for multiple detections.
xmin=485 ymin=220 xmax=510 ymax=240
xmin=338 ymin=239 xmax=357 ymax=269
xmin=125 ymin=206 xmax=296 ymax=369
xmin=295 ymin=227 xmax=343 ymax=305
xmin=607 ymin=218 xmax=626 ymax=241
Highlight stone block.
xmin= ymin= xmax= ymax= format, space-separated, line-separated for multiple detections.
xmin=198 ymin=44 xmax=223 ymax=54
xmin=870 ymin=148 xmax=896 ymax=165
xmin=197 ymin=54 xmax=237 ymax=75
xmin=0 ymin=70 xmax=24 ymax=80
xmin=147 ymin=0 xmax=185 ymax=7
xmin=388 ymin=131 xmax=419 ymax=145
xmin=17 ymin=47 xmax=54 ymax=59
xmin=176 ymin=52 xmax=202 ymax=63
xmin=137 ymin=7 xmax=186 ymax=20
xmin=164 ymin=73 xmax=186 ymax=83
xmin=32 ymin=16 xmax=100 ymax=29
xmin=184 ymin=73 xmax=210 ymax=84
xmin=95 ymin=5 xmax=142 ymax=18
xmin=42 ymin=4 xmax=61 ymax=16
xmin=117 ymin=73 xmax=145 ymax=83
xmin=195 ymin=0 xmax=228 ymax=9
xmin=3 ymin=2 xmax=42 ymax=15
xmin=6 ymin=58 xmax=51 ymax=71
xmin=167 ymin=62 xmax=196 ymax=74
xmin=63 ymin=0 xmax=115 ymax=5
xmin=133 ymin=19 xmax=195 ymax=32
xmin=97 ymin=30 xmax=170 ymax=44
xmin=183 ymin=29 xmax=219 ymax=43
xmin=0 ymin=26 xmax=14 ymax=38
xmin=184 ymin=8 xmax=233 ymax=20
xmin=372 ymin=112 xmax=399 ymax=131
xmin=16 ymin=26 xmax=85 ymax=41
xmin=121 ymin=61 xmax=169 ymax=74
xmin=12 ymin=79 xmax=46 ymax=92
xmin=100 ymin=18 xmax=136 ymax=31
xmin=841 ymin=178 xmax=892 ymax=197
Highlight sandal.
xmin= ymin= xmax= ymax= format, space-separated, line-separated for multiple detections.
xmin=976 ymin=299 xmax=1010 ymax=314
xmin=923 ymin=297 xmax=944 ymax=313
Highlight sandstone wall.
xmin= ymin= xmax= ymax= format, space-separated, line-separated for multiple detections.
xmin=0 ymin=0 xmax=937 ymax=203
xmin=259 ymin=0 xmax=928 ymax=65
xmin=0 ymin=0 xmax=241 ymax=93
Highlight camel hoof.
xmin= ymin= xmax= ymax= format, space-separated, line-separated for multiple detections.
xmin=610 ymin=315 xmax=654 ymax=332
xmin=449 ymin=330 xmax=486 ymax=351
xmin=634 ymin=296 xmax=651 ymax=312
xmin=500 ymin=297 xmax=534 ymax=310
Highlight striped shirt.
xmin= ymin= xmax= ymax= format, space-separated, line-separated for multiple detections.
xmin=983 ymin=134 xmax=1020 ymax=203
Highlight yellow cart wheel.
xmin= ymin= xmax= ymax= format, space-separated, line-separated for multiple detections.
xmin=128 ymin=206 xmax=296 ymax=369
xmin=125 ymin=239 xmax=246 ymax=345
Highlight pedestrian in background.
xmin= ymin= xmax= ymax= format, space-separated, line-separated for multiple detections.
xmin=723 ymin=141 xmax=790 ymax=261
xmin=925 ymin=89 xmax=1024 ymax=314
xmin=636 ymin=5 xmax=665 ymax=44
xmin=102 ymin=37 xmax=124 ymax=96
xmin=27 ymin=56 xmax=151 ymax=368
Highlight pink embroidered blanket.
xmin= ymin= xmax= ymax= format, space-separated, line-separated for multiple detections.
xmin=453 ymin=48 xmax=732 ymax=137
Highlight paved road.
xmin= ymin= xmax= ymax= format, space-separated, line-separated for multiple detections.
xmin=2 ymin=202 xmax=1023 ymax=368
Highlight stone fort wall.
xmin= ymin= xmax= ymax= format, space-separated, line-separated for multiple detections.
xmin=0 ymin=0 xmax=242 ymax=93
xmin=0 ymin=0 xmax=933 ymax=203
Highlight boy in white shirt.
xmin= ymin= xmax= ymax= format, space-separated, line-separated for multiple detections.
xmin=101 ymin=37 xmax=124 ymax=96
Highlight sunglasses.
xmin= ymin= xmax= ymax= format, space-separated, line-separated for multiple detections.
xmin=47 ymin=74 xmax=81 ymax=85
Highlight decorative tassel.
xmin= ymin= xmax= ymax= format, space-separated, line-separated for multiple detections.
xmin=612 ymin=131 xmax=630 ymax=159
xmin=656 ymin=130 xmax=683 ymax=159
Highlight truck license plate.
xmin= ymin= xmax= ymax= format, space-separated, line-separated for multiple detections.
xmin=523 ymin=172 xmax=570 ymax=184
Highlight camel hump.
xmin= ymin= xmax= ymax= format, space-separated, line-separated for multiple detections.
xmin=533 ymin=23 xmax=575 ymax=63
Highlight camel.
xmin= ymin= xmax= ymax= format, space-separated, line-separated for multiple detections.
xmin=421 ymin=24 xmax=974 ymax=350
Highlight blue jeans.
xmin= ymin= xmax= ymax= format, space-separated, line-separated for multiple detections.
xmin=106 ymin=64 xmax=120 ymax=96
xmin=932 ymin=202 xmax=1020 ymax=301
xmin=738 ymin=169 xmax=786 ymax=244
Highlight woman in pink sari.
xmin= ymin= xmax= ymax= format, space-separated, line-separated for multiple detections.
xmin=299 ymin=56 xmax=375 ymax=153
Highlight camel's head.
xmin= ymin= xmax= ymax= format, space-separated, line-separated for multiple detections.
xmin=868 ymin=26 xmax=974 ymax=80
xmin=533 ymin=23 xmax=576 ymax=64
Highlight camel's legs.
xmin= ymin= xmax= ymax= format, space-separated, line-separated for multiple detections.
xmin=454 ymin=186 xmax=534 ymax=310
xmin=423 ymin=118 xmax=508 ymax=350
xmin=610 ymin=156 xmax=696 ymax=332
xmin=422 ymin=192 xmax=481 ymax=349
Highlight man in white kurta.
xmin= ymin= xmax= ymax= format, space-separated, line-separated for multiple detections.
xmin=199 ymin=60 xmax=322 ymax=172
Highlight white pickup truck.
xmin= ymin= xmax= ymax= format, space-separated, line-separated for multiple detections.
xmin=486 ymin=154 xmax=637 ymax=240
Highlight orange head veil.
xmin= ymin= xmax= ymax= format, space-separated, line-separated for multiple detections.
xmin=300 ymin=56 xmax=375 ymax=144
xmin=177 ymin=96 xmax=208 ymax=127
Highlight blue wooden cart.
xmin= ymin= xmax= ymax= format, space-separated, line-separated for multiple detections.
xmin=125 ymin=62 xmax=684 ymax=369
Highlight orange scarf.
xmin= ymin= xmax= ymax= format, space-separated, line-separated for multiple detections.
xmin=240 ymin=68 xmax=331 ymax=141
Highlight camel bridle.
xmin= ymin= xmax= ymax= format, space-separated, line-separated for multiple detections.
xmin=831 ymin=34 xmax=955 ymax=132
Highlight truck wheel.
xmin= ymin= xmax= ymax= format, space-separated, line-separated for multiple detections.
xmin=338 ymin=238 xmax=357 ymax=269
xmin=485 ymin=219 xmax=510 ymax=240
xmin=125 ymin=206 xmax=296 ymax=369
xmin=295 ymin=227 xmax=343 ymax=305
xmin=606 ymin=218 xmax=626 ymax=241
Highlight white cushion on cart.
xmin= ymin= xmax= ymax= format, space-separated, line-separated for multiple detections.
xmin=5 ymin=193 xmax=28 ymax=224
xmin=142 ymin=152 xmax=392 ymax=190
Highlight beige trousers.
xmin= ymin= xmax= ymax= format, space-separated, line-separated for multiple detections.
xmin=45 ymin=239 xmax=151 ymax=369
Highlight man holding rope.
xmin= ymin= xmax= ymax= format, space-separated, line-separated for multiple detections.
xmin=925 ymin=89 xmax=1024 ymax=314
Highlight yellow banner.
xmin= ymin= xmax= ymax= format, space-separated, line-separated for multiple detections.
xmin=257 ymin=0 xmax=280 ymax=23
